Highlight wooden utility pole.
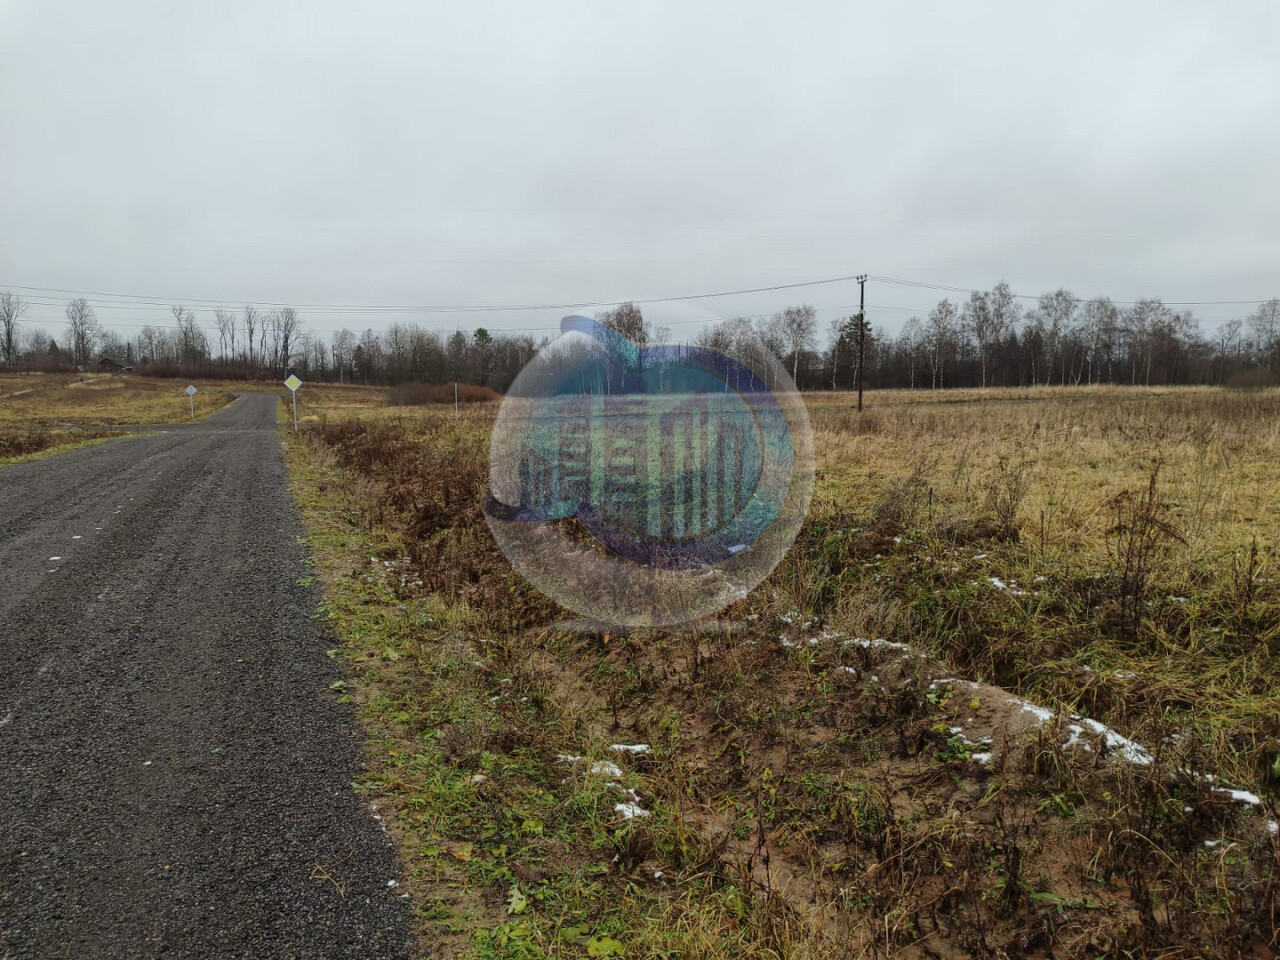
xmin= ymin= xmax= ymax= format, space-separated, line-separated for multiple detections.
xmin=856 ymin=274 xmax=867 ymax=412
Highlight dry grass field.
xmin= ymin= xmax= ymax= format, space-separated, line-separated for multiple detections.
xmin=0 ymin=373 xmax=245 ymax=461
xmin=285 ymin=385 xmax=1280 ymax=959
xmin=277 ymin=380 xmax=389 ymax=424
xmin=280 ymin=380 xmax=496 ymax=425
xmin=0 ymin=372 xmax=243 ymax=426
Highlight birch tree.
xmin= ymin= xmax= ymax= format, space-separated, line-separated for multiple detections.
xmin=65 ymin=298 xmax=100 ymax=368
xmin=0 ymin=292 xmax=24 ymax=368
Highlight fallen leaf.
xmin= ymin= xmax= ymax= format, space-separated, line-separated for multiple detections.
xmin=587 ymin=934 xmax=624 ymax=956
xmin=450 ymin=842 xmax=474 ymax=862
xmin=506 ymin=885 xmax=528 ymax=915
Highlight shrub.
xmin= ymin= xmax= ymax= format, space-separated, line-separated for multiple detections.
xmin=387 ymin=382 xmax=500 ymax=406
xmin=1224 ymin=366 xmax=1278 ymax=389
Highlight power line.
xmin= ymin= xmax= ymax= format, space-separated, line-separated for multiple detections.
xmin=0 ymin=273 xmax=866 ymax=314
xmin=869 ymin=274 xmax=1276 ymax=308
xmin=8 ymin=268 xmax=1268 ymax=342
xmin=7 ymin=273 xmax=1272 ymax=315
xmin=10 ymin=300 xmax=883 ymax=337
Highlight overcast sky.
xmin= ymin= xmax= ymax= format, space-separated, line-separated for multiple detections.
xmin=3 ymin=1 xmax=1279 ymax=343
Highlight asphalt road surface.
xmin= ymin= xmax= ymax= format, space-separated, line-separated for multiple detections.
xmin=0 ymin=394 xmax=413 ymax=959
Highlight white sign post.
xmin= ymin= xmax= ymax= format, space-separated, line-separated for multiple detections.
xmin=185 ymin=384 xmax=197 ymax=420
xmin=284 ymin=374 xmax=302 ymax=431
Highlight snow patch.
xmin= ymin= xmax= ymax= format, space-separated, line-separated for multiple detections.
xmin=844 ymin=637 xmax=910 ymax=652
xmin=988 ymin=576 xmax=1027 ymax=595
xmin=1065 ymin=716 xmax=1154 ymax=766
xmin=929 ymin=678 xmax=979 ymax=691
xmin=1020 ymin=701 xmax=1055 ymax=724
xmin=1213 ymin=787 xmax=1261 ymax=806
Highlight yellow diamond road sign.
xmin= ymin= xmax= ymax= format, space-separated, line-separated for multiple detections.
xmin=284 ymin=375 xmax=302 ymax=391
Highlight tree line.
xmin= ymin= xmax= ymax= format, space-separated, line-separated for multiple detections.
xmin=823 ymin=285 xmax=1280 ymax=390
xmin=703 ymin=284 xmax=1280 ymax=391
xmin=1 ymin=284 xmax=1278 ymax=390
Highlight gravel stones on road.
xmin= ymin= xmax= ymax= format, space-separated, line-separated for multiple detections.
xmin=0 ymin=394 xmax=414 ymax=959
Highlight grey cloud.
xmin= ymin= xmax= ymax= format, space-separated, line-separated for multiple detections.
xmin=2 ymin=0 xmax=1278 ymax=338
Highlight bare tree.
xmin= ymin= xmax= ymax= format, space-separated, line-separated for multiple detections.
xmin=214 ymin=309 xmax=236 ymax=360
xmin=0 ymin=291 xmax=25 ymax=368
xmin=356 ymin=328 xmax=381 ymax=383
xmin=748 ymin=315 xmax=786 ymax=391
xmin=242 ymin=305 xmax=259 ymax=368
xmin=694 ymin=321 xmax=734 ymax=354
xmin=1248 ymin=298 xmax=1280 ymax=370
xmin=1081 ymin=297 xmax=1119 ymax=384
xmin=257 ymin=314 xmax=269 ymax=374
xmin=592 ymin=302 xmax=650 ymax=392
xmin=264 ymin=310 xmax=281 ymax=374
xmin=988 ymin=281 xmax=1020 ymax=340
xmin=773 ymin=304 xmax=817 ymax=384
xmin=647 ymin=323 xmax=672 ymax=390
xmin=926 ymin=299 xmax=957 ymax=388
xmin=171 ymin=306 xmax=203 ymax=366
xmin=596 ymin=302 xmax=649 ymax=351
xmin=138 ymin=326 xmax=161 ymax=365
xmin=276 ymin=307 xmax=302 ymax=375
xmin=21 ymin=326 xmax=53 ymax=369
xmin=899 ymin=316 xmax=923 ymax=389
xmin=300 ymin=332 xmax=322 ymax=376
xmin=1036 ymin=289 xmax=1076 ymax=386
xmin=1217 ymin=318 xmax=1245 ymax=380
xmin=65 ymin=297 xmax=100 ymax=368
xmin=962 ymin=291 xmax=994 ymax=388
xmin=968 ymin=281 xmax=1020 ymax=387
xmin=827 ymin=316 xmax=846 ymax=388
xmin=828 ymin=314 xmax=865 ymax=391
xmin=1122 ymin=298 xmax=1171 ymax=385
xmin=331 ymin=328 xmax=356 ymax=382
xmin=99 ymin=328 xmax=126 ymax=362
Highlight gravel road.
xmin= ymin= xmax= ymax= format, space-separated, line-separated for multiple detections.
xmin=0 ymin=394 xmax=413 ymax=959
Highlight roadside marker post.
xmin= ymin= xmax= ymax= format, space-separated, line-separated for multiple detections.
xmin=284 ymin=374 xmax=302 ymax=431
xmin=185 ymin=384 xmax=197 ymax=420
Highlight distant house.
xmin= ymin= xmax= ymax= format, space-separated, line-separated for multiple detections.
xmin=98 ymin=356 xmax=133 ymax=374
